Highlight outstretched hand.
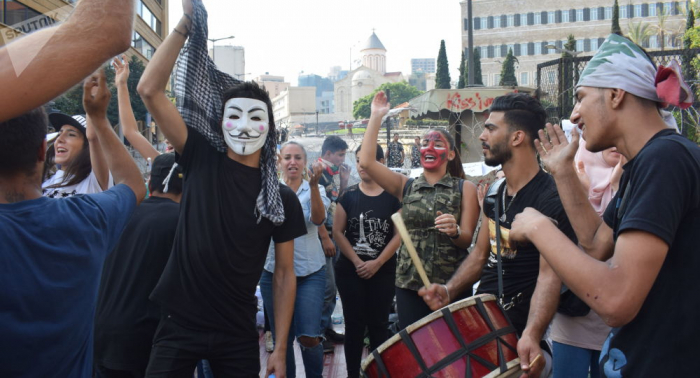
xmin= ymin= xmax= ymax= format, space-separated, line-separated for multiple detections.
xmin=308 ymin=161 xmax=323 ymax=186
xmin=535 ymin=123 xmax=579 ymax=176
xmin=83 ymin=68 xmax=111 ymax=119
xmin=371 ymin=91 xmax=391 ymax=119
xmin=112 ymin=54 xmax=130 ymax=86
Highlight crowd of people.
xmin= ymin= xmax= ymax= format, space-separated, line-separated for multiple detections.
xmin=0 ymin=0 xmax=699 ymax=378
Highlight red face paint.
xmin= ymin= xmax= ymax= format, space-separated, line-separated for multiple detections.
xmin=420 ymin=131 xmax=449 ymax=170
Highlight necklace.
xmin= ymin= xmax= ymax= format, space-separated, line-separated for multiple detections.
xmin=500 ymin=183 xmax=517 ymax=223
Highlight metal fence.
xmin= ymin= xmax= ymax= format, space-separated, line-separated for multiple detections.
xmin=536 ymin=48 xmax=700 ymax=140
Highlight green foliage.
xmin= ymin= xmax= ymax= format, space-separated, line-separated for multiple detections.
xmin=683 ymin=10 xmax=697 ymax=83
xmin=457 ymin=50 xmax=467 ymax=89
xmin=473 ymin=48 xmax=483 ymax=85
xmin=436 ymin=40 xmax=451 ymax=89
xmin=499 ymin=48 xmax=518 ymax=86
xmin=53 ymin=55 xmax=148 ymax=127
xmin=352 ymin=81 xmax=424 ymax=119
xmin=612 ymin=0 xmax=621 ymax=35
xmin=627 ymin=21 xmax=653 ymax=45
xmin=564 ymin=35 xmax=576 ymax=57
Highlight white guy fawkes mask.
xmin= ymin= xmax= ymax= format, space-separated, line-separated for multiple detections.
xmin=222 ymin=98 xmax=270 ymax=156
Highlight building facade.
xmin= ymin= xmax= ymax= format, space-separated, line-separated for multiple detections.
xmin=461 ymin=0 xmax=687 ymax=87
xmin=272 ymin=86 xmax=317 ymax=129
xmin=252 ymin=74 xmax=290 ymax=99
xmin=0 ymin=0 xmax=168 ymax=62
xmin=210 ymin=45 xmax=245 ymax=80
xmin=411 ymin=58 xmax=436 ymax=74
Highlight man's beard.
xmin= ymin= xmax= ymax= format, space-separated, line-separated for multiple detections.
xmin=483 ymin=140 xmax=512 ymax=167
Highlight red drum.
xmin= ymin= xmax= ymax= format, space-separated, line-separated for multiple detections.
xmin=361 ymin=294 xmax=521 ymax=378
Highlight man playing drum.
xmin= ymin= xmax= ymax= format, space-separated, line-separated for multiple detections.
xmin=420 ymin=93 xmax=577 ymax=377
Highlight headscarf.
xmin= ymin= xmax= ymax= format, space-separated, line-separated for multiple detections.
xmin=575 ymin=138 xmax=617 ymax=216
xmin=577 ymin=34 xmax=693 ymax=111
xmin=173 ymin=0 xmax=284 ymax=225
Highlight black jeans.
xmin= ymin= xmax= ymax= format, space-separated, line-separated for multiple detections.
xmin=144 ymin=314 xmax=258 ymax=378
xmin=336 ymin=258 xmax=395 ymax=378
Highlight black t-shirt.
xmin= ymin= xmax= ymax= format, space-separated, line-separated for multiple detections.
xmin=336 ymin=184 xmax=402 ymax=273
xmin=94 ymin=196 xmax=180 ymax=370
xmin=150 ymin=128 xmax=306 ymax=338
xmin=477 ymin=170 xmax=576 ymax=334
xmin=600 ymin=129 xmax=700 ymax=377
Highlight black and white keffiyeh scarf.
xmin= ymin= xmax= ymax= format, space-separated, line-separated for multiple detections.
xmin=173 ymin=0 xmax=284 ymax=225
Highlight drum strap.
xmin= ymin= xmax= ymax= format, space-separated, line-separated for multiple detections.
xmin=494 ymin=181 xmax=506 ymax=309
xmin=369 ymin=350 xmax=390 ymax=378
xmin=398 ymin=330 xmax=432 ymax=377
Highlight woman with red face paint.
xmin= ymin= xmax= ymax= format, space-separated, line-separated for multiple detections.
xmin=358 ymin=91 xmax=481 ymax=329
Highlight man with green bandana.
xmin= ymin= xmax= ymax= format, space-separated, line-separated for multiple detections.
xmin=509 ymin=33 xmax=699 ymax=377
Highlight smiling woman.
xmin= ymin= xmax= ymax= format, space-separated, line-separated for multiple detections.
xmin=42 ymin=113 xmax=111 ymax=198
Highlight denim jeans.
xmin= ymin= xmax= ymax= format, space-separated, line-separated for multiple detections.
xmin=260 ymin=267 xmax=326 ymax=378
xmin=552 ymin=341 xmax=601 ymax=378
xmin=320 ymin=254 xmax=338 ymax=332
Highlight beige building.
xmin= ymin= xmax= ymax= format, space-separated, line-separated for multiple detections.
xmin=0 ymin=0 xmax=168 ymax=63
xmin=253 ymin=74 xmax=291 ymax=99
xmin=272 ymin=86 xmax=317 ymax=129
xmin=461 ymin=0 xmax=688 ymax=87
xmin=334 ymin=32 xmax=405 ymax=121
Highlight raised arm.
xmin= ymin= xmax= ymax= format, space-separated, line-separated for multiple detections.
xmin=83 ymin=69 xmax=145 ymax=204
xmin=537 ymin=124 xmax=613 ymax=259
xmin=358 ymin=91 xmax=408 ymax=200
xmin=308 ymin=162 xmax=329 ymax=225
xmin=0 ymin=0 xmax=135 ymax=122
xmin=137 ymin=6 xmax=193 ymax=154
xmin=114 ymin=55 xmax=159 ymax=161
xmin=85 ymin=115 xmax=110 ymax=191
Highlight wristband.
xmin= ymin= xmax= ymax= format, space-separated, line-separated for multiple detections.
xmin=450 ymin=224 xmax=461 ymax=239
xmin=172 ymin=28 xmax=188 ymax=38
xmin=442 ymin=284 xmax=451 ymax=304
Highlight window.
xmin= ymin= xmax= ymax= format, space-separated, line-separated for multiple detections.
xmin=591 ymin=38 xmax=599 ymax=51
xmin=576 ymin=39 xmax=584 ymax=51
xmin=132 ymin=31 xmax=155 ymax=59
xmin=562 ymin=9 xmax=570 ymax=22
xmin=4 ymin=1 xmax=47 ymax=29
xmin=590 ymin=8 xmax=598 ymax=21
xmin=634 ymin=4 xmax=642 ymax=17
xmin=493 ymin=15 xmax=501 ymax=28
xmin=576 ymin=9 xmax=584 ymax=21
xmin=507 ymin=14 xmax=514 ymax=27
xmin=534 ymin=12 xmax=541 ymax=24
xmin=494 ymin=45 xmax=501 ymax=58
xmin=507 ymin=44 xmax=514 ymax=55
xmin=650 ymin=3 xmax=657 ymax=16
xmin=137 ymin=0 xmax=162 ymax=35
xmin=482 ymin=75 xmax=489 ymax=86
xmin=520 ymin=42 xmax=528 ymax=55
xmin=605 ymin=6 xmax=613 ymax=19
xmin=548 ymin=11 xmax=555 ymax=24
xmin=534 ymin=42 xmax=542 ymax=55
xmin=521 ymin=13 xmax=528 ymax=26
xmin=649 ymin=35 xmax=658 ymax=48
xmin=663 ymin=2 xmax=672 ymax=15
xmin=621 ymin=5 xmax=628 ymax=18
xmin=521 ymin=72 xmax=529 ymax=86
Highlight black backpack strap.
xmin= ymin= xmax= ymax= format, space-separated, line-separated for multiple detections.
xmin=403 ymin=177 xmax=415 ymax=198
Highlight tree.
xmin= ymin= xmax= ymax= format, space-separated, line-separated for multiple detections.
xmin=53 ymin=55 xmax=148 ymax=128
xmin=473 ymin=48 xmax=483 ymax=85
xmin=612 ymin=0 xmax=622 ymax=35
xmin=457 ymin=50 xmax=467 ymax=89
xmin=435 ymin=40 xmax=451 ymax=89
xmin=499 ymin=48 xmax=518 ymax=86
xmin=563 ymin=34 xmax=576 ymax=57
xmin=352 ymin=81 xmax=424 ymax=119
xmin=683 ymin=9 xmax=697 ymax=83
xmin=627 ymin=21 xmax=653 ymax=46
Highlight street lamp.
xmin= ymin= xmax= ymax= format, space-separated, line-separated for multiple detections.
xmin=234 ymin=72 xmax=252 ymax=80
xmin=208 ymin=35 xmax=235 ymax=63
xmin=545 ymin=44 xmax=581 ymax=57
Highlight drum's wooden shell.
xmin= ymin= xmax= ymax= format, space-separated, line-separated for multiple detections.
xmin=362 ymin=294 xmax=521 ymax=378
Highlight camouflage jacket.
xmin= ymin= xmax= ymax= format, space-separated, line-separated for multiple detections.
xmin=396 ymin=173 xmax=467 ymax=290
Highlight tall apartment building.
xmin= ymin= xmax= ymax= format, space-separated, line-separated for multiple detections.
xmin=411 ymin=58 xmax=436 ymax=74
xmin=461 ymin=0 xmax=687 ymax=87
xmin=210 ymin=45 xmax=245 ymax=80
xmin=0 ymin=0 xmax=169 ymax=62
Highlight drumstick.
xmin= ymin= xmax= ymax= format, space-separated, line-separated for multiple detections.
xmin=529 ymin=354 xmax=542 ymax=369
xmin=391 ymin=212 xmax=431 ymax=289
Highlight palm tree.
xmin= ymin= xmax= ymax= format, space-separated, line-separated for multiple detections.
xmin=627 ymin=21 xmax=653 ymax=46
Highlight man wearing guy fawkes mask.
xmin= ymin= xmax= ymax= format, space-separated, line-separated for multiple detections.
xmin=136 ymin=0 xmax=306 ymax=376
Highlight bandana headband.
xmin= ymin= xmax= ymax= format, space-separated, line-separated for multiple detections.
xmin=577 ymin=34 xmax=693 ymax=109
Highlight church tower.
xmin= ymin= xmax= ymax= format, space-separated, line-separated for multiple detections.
xmin=360 ymin=31 xmax=387 ymax=75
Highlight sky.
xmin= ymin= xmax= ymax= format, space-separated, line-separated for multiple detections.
xmin=169 ymin=0 xmax=465 ymax=86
